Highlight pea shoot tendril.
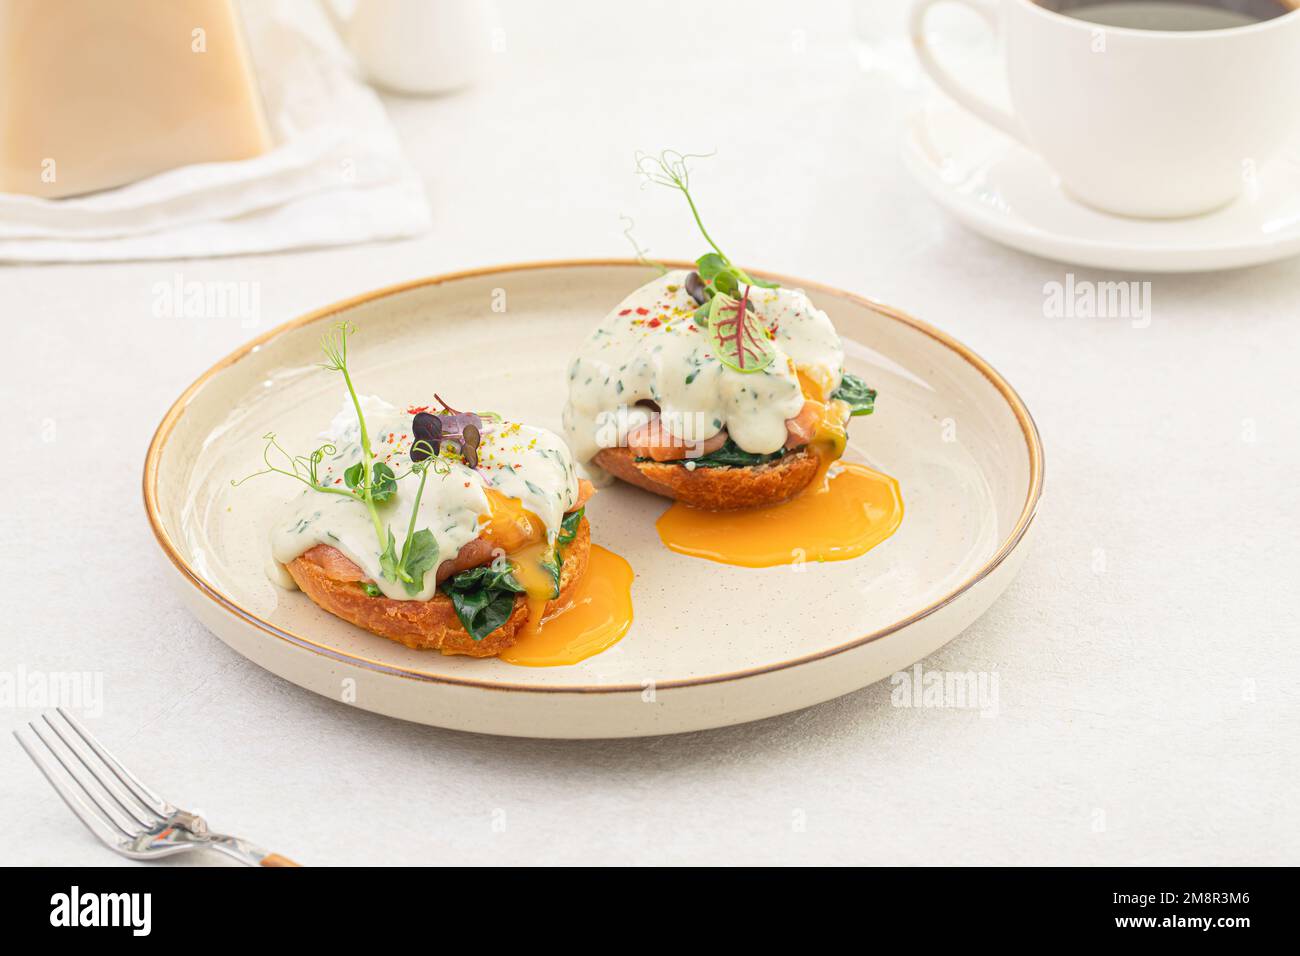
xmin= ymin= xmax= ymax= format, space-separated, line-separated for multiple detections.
xmin=633 ymin=149 xmax=780 ymax=373
xmin=233 ymin=322 xmax=456 ymax=595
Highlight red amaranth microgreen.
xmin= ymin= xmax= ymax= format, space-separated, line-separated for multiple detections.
xmin=707 ymin=285 xmax=776 ymax=374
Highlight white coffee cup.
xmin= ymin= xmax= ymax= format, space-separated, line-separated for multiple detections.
xmin=909 ymin=0 xmax=1300 ymax=218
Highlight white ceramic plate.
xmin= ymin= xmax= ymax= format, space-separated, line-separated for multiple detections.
xmin=144 ymin=261 xmax=1043 ymax=738
xmin=903 ymin=102 xmax=1300 ymax=273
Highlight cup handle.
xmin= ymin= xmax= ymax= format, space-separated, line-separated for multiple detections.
xmin=909 ymin=0 xmax=1027 ymax=145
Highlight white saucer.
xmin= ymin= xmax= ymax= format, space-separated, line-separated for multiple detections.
xmin=903 ymin=102 xmax=1300 ymax=273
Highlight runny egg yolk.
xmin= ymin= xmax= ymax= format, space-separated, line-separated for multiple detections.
xmin=499 ymin=545 xmax=635 ymax=667
xmin=479 ymin=489 xmax=546 ymax=554
xmin=654 ymin=373 xmax=903 ymax=568
xmin=797 ymin=368 xmax=834 ymax=404
xmin=479 ymin=489 xmax=557 ymax=624
xmin=481 ymin=490 xmax=635 ymax=667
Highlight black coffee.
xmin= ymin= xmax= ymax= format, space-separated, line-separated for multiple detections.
xmin=1035 ymin=0 xmax=1295 ymax=30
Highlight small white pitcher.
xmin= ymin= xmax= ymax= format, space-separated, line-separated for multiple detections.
xmin=322 ymin=0 xmax=495 ymax=95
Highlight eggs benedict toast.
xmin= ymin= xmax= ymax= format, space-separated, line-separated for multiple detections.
xmin=239 ymin=323 xmax=612 ymax=659
xmin=563 ymin=152 xmax=877 ymax=511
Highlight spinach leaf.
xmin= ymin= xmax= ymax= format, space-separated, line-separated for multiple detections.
xmin=539 ymin=552 xmax=562 ymax=599
xmin=536 ymin=507 xmax=585 ymax=601
xmin=441 ymin=562 xmax=525 ymax=641
xmin=441 ymin=509 xmax=586 ymax=641
xmin=558 ymin=507 xmax=584 ymax=545
xmin=639 ymin=439 xmax=787 ymax=469
xmin=830 ymin=372 xmax=877 ymax=417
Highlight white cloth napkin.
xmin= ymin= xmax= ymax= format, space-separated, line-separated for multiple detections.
xmin=0 ymin=0 xmax=431 ymax=262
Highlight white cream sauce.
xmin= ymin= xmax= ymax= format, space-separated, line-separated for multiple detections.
xmin=269 ymin=398 xmax=580 ymax=601
xmin=562 ymin=270 xmax=845 ymax=472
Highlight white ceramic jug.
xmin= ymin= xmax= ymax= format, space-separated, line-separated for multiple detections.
xmin=323 ymin=0 xmax=494 ymax=95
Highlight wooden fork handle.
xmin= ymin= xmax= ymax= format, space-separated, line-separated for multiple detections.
xmin=260 ymin=853 xmax=302 ymax=867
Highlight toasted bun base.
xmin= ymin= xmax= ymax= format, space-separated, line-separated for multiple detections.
xmin=594 ymin=446 xmax=820 ymax=510
xmin=285 ymin=519 xmax=591 ymax=657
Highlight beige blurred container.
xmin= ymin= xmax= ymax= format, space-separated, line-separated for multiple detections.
xmin=0 ymin=0 xmax=271 ymax=199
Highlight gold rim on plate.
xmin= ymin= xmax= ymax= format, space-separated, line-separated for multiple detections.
xmin=142 ymin=259 xmax=1045 ymax=694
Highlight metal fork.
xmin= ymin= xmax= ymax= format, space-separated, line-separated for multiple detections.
xmin=15 ymin=707 xmax=299 ymax=867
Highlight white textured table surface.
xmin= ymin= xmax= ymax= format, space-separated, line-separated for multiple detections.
xmin=2 ymin=0 xmax=1297 ymax=866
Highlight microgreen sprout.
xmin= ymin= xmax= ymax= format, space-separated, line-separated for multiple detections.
xmin=620 ymin=213 xmax=666 ymax=274
xmin=380 ymin=441 xmax=441 ymax=595
xmin=707 ymin=285 xmax=775 ymax=373
xmin=633 ymin=149 xmax=780 ymax=311
xmin=234 ymin=323 xmax=461 ymax=596
xmin=307 ymin=323 xmax=390 ymax=547
xmin=232 ymin=435 xmax=342 ymax=496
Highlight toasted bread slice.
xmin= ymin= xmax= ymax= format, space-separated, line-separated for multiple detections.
xmin=285 ymin=519 xmax=591 ymax=657
xmin=594 ymin=446 xmax=820 ymax=511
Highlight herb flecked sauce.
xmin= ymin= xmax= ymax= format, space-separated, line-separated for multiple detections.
xmin=562 ymin=269 xmax=845 ymax=472
xmin=269 ymin=398 xmax=580 ymax=601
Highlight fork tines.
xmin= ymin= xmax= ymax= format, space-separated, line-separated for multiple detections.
xmin=13 ymin=707 xmax=174 ymax=854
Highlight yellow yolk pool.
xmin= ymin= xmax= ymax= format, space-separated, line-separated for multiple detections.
xmin=480 ymin=489 xmax=635 ymax=666
xmin=500 ymin=545 xmax=635 ymax=667
xmin=654 ymin=362 xmax=901 ymax=568
xmin=655 ymin=460 xmax=903 ymax=568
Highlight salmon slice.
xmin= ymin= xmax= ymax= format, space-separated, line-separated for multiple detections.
xmin=302 ymin=535 xmax=500 ymax=589
xmin=784 ymin=400 xmax=823 ymax=450
xmin=301 ymin=544 xmax=367 ymax=582
xmin=570 ymin=478 xmax=596 ymax=511
xmin=626 ymin=415 xmax=728 ymax=462
xmin=435 ymin=536 xmax=496 ymax=582
xmin=301 ymin=479 xmax=596 ymax=592
xmin=626 ymin=403 xmax=828 ymax=460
